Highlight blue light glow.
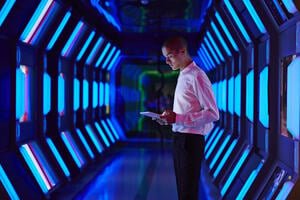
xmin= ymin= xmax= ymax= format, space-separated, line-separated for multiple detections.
xmin=205 ymin=129 xmax=224 ymax=160
xmin=213 ymin=139 xmax=237 ymax=178
xmin=287 ymin=57 xmax=300 ymax=139
xmin=209 ymin=135 xmax=230 ymax=170
xmin=94 ymin=122 xmax=110 ymax=147
xmin=0 ymin=0 xmax=16 ymax=28
xmin=93 ymin=81 xmax=98 ymax=108
xmin=276 ymin=181 xmax=294 ymax=200
xmin=16 ymin=68 xmax=25 ymax=120
xmin=198 ymin=48 xmax=212 ymax=70
xmin=272 ymin=0 xmax=288 ymax=22
xmin=107 ymin=49 xmax=121 ymax=71
xmin=282 ymin=0 xmax=298 ymax=14
xmin=106 ymin=118 xmax=120 ymax=140
xmin=47 ymin=11 xmax=71 ymax=50
xmin=95 ymin=42 xmax=111 ymax=68
xmin=0 ymin=164 xmax=20 ymax=200
xmin=235 ymin=74 xmax=241 ymax=116
xmin=246 ymin=70 xmax=254 ymax=122
xmin=105 ymin=83 xmax=110 ymax=106
xmin=211 ymin=21 xmax=232 ymax=57
xmin=85 ymin=124 xmax=103 ymax=154
xmin=204 ymin=37 xmax=220 ymax=65
xmin=218 ymin=81 xmax=222 ymax=111
xmin=73 ymin=78 xmax=80 ymax=111
xmin=102 ymin=46 xmax=117 ymax=70
xmin=83 ymin=79 xmax=89 ymax=110
xmin=259 ymin=67 xmax=269 ymax=128
xmin=76 ymin=128 xmax=94 ymax=159
xmin=86 ymin=37 xmax=104 ymax=65
xmin=243 ymin=0 xmax=267 ymax=34
xmin=99 ymin=82 xmax=104 ymax=106
xmin=76 ymin=31 xmax=95 ymax=61
xmin=228 ymin=76 xmax=234 ymax=114
xmin=221 ymin=147 xmax=251 ymax=196
xmin=201 ymin=44 xmax=216 ymax=68
xmin=101 ymin=120 xmax=115 ymax=143
xmin=46 ymin=138 xmax=70 ymax=177
xmin=207 ymin=31 xmax=225 ymax=62
xmin=222 ymin=79 xmax=227 ymax=112
xmin=58 ymin=74 xmax=65 ymax=115
xmin=43 ymin=73 xmax=51 ymax=115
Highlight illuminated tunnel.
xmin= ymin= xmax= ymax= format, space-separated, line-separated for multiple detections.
xmin=0 ymin=0 xmax=300 ymax=199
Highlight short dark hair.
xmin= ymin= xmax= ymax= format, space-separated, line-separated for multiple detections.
xmin=162 ymin=36 xmax=188 ymax=51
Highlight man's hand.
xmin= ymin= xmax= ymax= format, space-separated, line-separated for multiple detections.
xmin=160 ymin=110 xmax=176 ymax=124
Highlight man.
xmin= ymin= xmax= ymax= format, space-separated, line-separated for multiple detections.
xmin=155 ymin=36 xmax=219 ymax=200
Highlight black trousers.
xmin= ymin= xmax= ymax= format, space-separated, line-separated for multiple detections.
xmin=172 ymin=132 xmax=205 ymax=200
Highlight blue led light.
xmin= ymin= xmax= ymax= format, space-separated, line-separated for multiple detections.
xmin=76 ymin=129 xmax=94 ymax=159
xmin=215 ymin=11 xmax=239 ymax=51
xmin=209 ymin=135 xmax=230 ymax=170
xmin=218 ymin=81 xmax=223 ymax=111
xmin=259 ymin=67 xmax=269 ymax=128
xmin=282 ymin=0 xmax=298 ymax=14
xmin=0 ymin=0 xmax=16 ymax=28
xmin=224 ymin=0 xmax=251 ymax=43
xmin=272 ymin=0 xmax=287 ymax=22
xmin=43 ymin=73 xmax=51 ymax=115
xmin=46 ymin=138 xmax=70 ymax=177
xmin=0 ymin=164 xmax=20 ymax=200
xmin=207 ymin=31 xmax=225 ymax=62
xmin=211 ymin=21 xmax=232 ymax=57
xmin=228 ymin=77 xmax=234 ymax=114
xmin=205 ymin=129 xmax=224 ymax=160
xmin=101 ymin=120 xmax=115 ymax=143
xmin=94 ymin=122 xmax=110 ymax=147
xmin=85 ymin=124 xmax=103 ymax=153
xmin=204 ymin=36 xmax=220 ymax=65
xmin=235 ymin=74 xmax=241 ymax=116
xmin=201 ymin=44 xmax=216 ymax=68
xmin=197 ymin=50 xmax=210 ymax=71
xmin=243 ymin=0 xmax=266 ymax=34
xmin=47 ymin=11 xmax=71 ymax=50
xmin=246 ymin=70 xmax=254 ymax=122
xmin=76 ymin=31 xmax=95 ymax=61
xmin=86 ymin=37 xmax=104 ymax=65
xmin=95 ymin=42 xmax=111 ymax=68
xmin=83 ymin=79 xmax=89 ymax=110
xmin=221 ymin=147 xmax=251 ymax=196
xmin=106 ymin=118 xmax=120 ymax=140
xmin=276 ymin=181 xmax=294 ymax=200
xmin=93 ymin=81 xmax=98 ymax=108
xmin=105 ymin=83 xmax=110 ymax=106
xmin=102 ymin=46 xmax=117 ymax=70
xmin=58 ymin=74 xmax=65 ymax=115
xmin=222 ymin=79 xmax=227 ymax=112
xmin=73 ymin=78 xmax=80 ymax=111
xmin=198 ymin=48 xmax=212 ymax=70
xmin=16 ymin=68 xmax=25 ymax=120
xmin=287 ymin=57 xmax=300 ymax=139
xmin=213 ymin=139 xmax=237 ymax=178
xmin=99 ymin=82 xmax=104 ymax=106
xmin=107 ymin=49 xmax=121 ymax=71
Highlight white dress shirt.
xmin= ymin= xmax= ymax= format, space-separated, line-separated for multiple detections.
xmin=172 ymin=61 xmax=219 ymax=135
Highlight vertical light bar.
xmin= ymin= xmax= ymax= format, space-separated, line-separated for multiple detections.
xmin=76 ymin=31 xmax=95 ymax=61
xmin=246 ymin=70 xmax=254 ymax=122
xmin=46 ymin=138 xmax=70 ymax=177
xmin=222 ymin=79 xmax=227 ymax=112
xmin=106 ymin=119 xmax=120 ymax=140
xmin=205 ymin=129 xmax=224 ymax=160
xmin=46 ymin=11 xmax=71 ymax=50
xmin=93 ymin=81 xmax=98 ymax=108
xmin=207 ymin=31 xmax=225 ymax=62
xmin=209 ymin=135 xmax=231 ymax=169
xmin=0 ymin=0 xmax=16 ymax=27
xmin=102 ymin=46 xmax=116 ymax=70
xmin=101 ymin=120 xmax=115 ymax=143
xmin=99 ymin=82 xmax=104 ymax=106
xmin=235 ymin=74 xmax=241 ymax=116
xmin=73 ymin=78 xmax=80 ymax=111
xmin=243 ymin=0 xmax=266 ymax=34
xmin=95 ymin=42 xmax=111 ymax=68
xmin=218 ymin=81 xmax=223 ymax=111
xmin=58 ymin=73 xmax=65 ymax=116
xmin=0 ymin=164 xmax=20 ymax=200
xmin=105 ymin=83 xmax=109 ymax=106
xmin=94 ymin=122 xmax=110 ymax=147
xmin=43 ymin=73 xmax=51 ymax=115
xmin=228 ymin=76 xmax=234 ymax=114
xmin=61 ymin=21 xmax=85 ymax=57
xmin=259 ymin=67 xmax=269 ymax=127
xmin=76 ymin=128 xmax=94 ymax=159
xmin=215 ymin=11 xmax=239 ymax=51
xmin=204 ymin=37 xmax=220 ymax=65
xmin=211 ymin=21 xmax=232 ymax=57
xmin=224 ymin=0 xmax=251 ymax=43
xmin=107 ymin=49 xmax=121 ymax=71
xmin=85 ymin=124 xmax=104 ymax=153
xmin=83 ymin=79 xmax=89 ymax=110
xmin=86 ymin=37 xmax=104 ymax=65
xmin=221 ymin=147 xmax=251 ymax=196
xmin=16 ymin=68 xmax=25 ymax=120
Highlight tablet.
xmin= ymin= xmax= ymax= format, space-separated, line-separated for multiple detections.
xmin=140 ymin=111 xmax=160 ymax=118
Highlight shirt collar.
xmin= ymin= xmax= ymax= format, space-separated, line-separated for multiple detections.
xmin=180 ymin=61 xmax=195 ymax=74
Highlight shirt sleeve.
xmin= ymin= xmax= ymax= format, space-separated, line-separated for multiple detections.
xmin=175 ymin=71 xmax=219 ymax=127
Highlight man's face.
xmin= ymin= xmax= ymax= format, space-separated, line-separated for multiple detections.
xmin=162 ymin=46 xmax=184 ymax=71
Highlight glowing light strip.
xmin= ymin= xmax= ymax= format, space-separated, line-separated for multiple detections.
xmin=46 ymin=11 xmax=71 ymax=50
xmin=58 ymin=73 xmax=65 ymax=116
xmin=205 ymin=127 xmax=220 ymax=153
xmin=105 ymin=83 xmax=109 ymax=106
xmin=204 ymin=36 xmax=220 ymax=65
xmin=76 ymin=31 xmax=95 ymax=61
xmin=0 ymin=0 xmax=16 ymax=27
xmin=83 ymin=79 xmax=89 ymax=110
xmin=85 ymin=124 xmax=103 ymax=153
xmin=16 ymin=68 xmax=25 ymax=119
xmin=198 ymin=48 xmax=212 ymax=70
xmin=106 ymin=118 xmax=120 ymax=140
xmin=222 ymin=79 xmax=227 ymax=111
xmin=197 ymin=50 xmax=210 ymax=71
xmin=101 ymin=120 xmax=115 ymax=143
xmin=209 ymin=135 xmax=230 ymax=170
xmin=246 ymin=70 xmax=254 ymax=122
xmin=276 ymin=181 xmax=294 ymax=200
xmin=215 ymin=11 xmax=239 ymax=51
xmin=201 ymin=44 xmax=216 ymax=68
xmin=19 ymin=144 xmax=50 ymax=193
xmin=207 ymin=31 xmax=225 ymax=62
xmin=221 ymin=147 xmax=251 ymax=196
xmin=243 ymin=0 xmax=266 ymax=34
xmin=99 ymin=82 xmax=104 ymax=106
xmin=205 ymin=129 xmax=224 ymax=160
xmin=224 ymin=0 xmax=251 ymax=43
xmin=211 ymin=21 xmax=232 ymax=57
xmin=228 ymin=76 xmax=234 ymax=114
xmin=60 ymin=132 xmax=84 ymax=168
xmin=107 ymin=49 xmax=121 ymax=71
xmin=43 ymin=73 xmax=51 ymax=115
xmin=94 ymin=122 xmax=110 ymax=147
xmin=61 ymin=21 xmax=85 ymax=57
xmin=102 ymin=46 xmax=117 ymax=70
xmin=73 ymin=78 xmax=80 ymax=111
xmin=282 ymin=0 xmax=298 ymax=14
xmin=213 ymin=139 xmax=237 ymax=178
xmin=86 ymin=37 xmax=104 ymax=65
xmin=46 ymin=138 xmax=70 ymax=177
xmin=95 ymin=42 xmax=111 ymax=68
xmin=93 ymin=81 xmax=98 ymax=108
xmin=259 ymin=67 xmax=269 ymax=127
xmin=76 ymin=128 xmax=94 ymax=159
xmin=0 ymin=164 xmax=20 ymax=200
xmin=235 ymin=74 xmax=241 ymax=116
